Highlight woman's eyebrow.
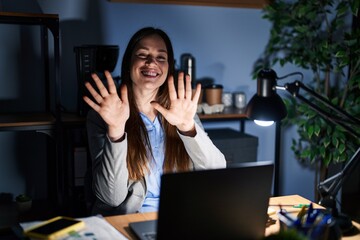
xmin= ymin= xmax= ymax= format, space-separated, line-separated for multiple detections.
xmin=158 ymin=48 xmax=168 ymax=54
xmin=136 ymin=45 xmax=167 ymax=54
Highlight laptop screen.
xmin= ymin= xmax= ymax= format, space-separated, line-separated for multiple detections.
xmin=155 ymin=161 xmax=274 ymax=240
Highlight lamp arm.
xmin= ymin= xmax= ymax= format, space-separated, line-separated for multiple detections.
xmin=294 ymin=81 xmax=360 ymax=126
xmin=283 ymin=81 xmax=360 ymax=139
xmin=318 ymin=146 xmax=360 ymax=199
xmin=280 ymin=80 xmax=360 ymax=203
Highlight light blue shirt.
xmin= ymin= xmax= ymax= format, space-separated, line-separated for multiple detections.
xmin=139 ymin=113 xmax=165 ymax=213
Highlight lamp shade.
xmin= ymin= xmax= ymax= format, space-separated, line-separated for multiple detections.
xmin=245 ymin=69 xmax=287 ymax=122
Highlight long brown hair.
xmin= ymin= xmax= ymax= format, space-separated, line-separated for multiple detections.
xmin=120 ymin=27 xmax=190 ymax=180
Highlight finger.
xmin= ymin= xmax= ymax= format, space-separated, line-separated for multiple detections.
xmin=83 ymin=95 xmax=100 ymax=112
xmin=177 ymin=72 xmax=185 ymax=99
xmin=119 ymin=84 xmax=129 ymax=104
xmin=167 ymin=75 xmax=177 ymax=101
xmin=192 ymin=83 xmax=201 ymax=103
xmin=150 ymin=101 xmax=168 ymax=118
xmin=105 ymin=70 xmax=117 ymax=94
xmin=85 ymin=81 xmax=103 ymax=104
xmin=184 ymin=74 xmax=192 ymax=99
xmin=92 ymin=73 xmax=109 ymax=97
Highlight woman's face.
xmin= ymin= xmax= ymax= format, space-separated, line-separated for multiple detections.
xmin=130 ymin=34 xmax=169 ymax=92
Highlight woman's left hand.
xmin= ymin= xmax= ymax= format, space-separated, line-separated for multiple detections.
xmin=151 ymin=72 xmax=201 ymax=134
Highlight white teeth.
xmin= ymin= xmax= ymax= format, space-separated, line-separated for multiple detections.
xmin=142 ymin=71 xmax=158 ymax=77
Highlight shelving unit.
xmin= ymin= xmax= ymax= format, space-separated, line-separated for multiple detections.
xmin=0 ymin=12 xmax=61 ymax=120
xmin=0 ymin=12 xmax=62 ymax=217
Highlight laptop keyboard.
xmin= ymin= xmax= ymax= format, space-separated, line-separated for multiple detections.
xmin=143 ymin=232 xmax=157 ymax=240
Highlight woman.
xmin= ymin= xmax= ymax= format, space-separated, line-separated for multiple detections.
xmin=84 ymin=27 xmax=226 ymax=216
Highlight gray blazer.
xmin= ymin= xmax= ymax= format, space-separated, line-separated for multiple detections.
xmin=86 ymin=110 xmax=226 ymax=216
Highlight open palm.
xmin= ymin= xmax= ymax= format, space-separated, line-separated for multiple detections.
xmin=83 ymin=71 xmax=129 ymax=140
xmin=151 ymin=72 xmax=201 ymax=132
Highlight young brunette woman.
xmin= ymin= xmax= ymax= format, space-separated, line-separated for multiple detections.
xmin=83 ymin=27 xmax=226 ymax=216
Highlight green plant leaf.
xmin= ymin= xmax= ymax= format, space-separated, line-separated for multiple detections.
xmin=307 ymin=125 xmax=314 ymax=138
xmin=338 ymin=143 xmax=346 ymax=154
xmin=324 ymin=153 xmax=332 ymax=166
xmin=314 ymin=124 xmax=321 ymax=137
xmin=320 ymin=146 xmax=326 ymax=158
xmin=294 ymin=25 xmax=309 ymax=33
xmin=335 ymin=50 xmax=346 ymax=58
xmin=332 ymin=135 xmax=339 ymax=148
xmin=300 ymin=149 xmax=311 ymax=159
xmin=351 ymin=1 xmax=359 ymax=15
xmin=344 ymin=39 xmax=357 ymax=47
xmin=323 ymin=137 xmax=331 ymax=148
xmin=337 ymin=1 xmax=349 ymax=17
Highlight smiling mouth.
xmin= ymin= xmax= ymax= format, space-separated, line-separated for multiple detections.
xmin=141 ymin=70 xmax=159 ymax=77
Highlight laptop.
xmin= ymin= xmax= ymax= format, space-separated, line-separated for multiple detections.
xmin=129 ymin=161 xmax=274 ymax=240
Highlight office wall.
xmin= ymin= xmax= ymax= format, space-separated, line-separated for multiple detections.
xmin=0 ymin=0 xmax=316 ymax=201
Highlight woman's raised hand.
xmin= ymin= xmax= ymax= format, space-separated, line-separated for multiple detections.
xmin=83 ymin=70 xmax=129 ymax=141
xmin=151 ymin=72 xmax=201 ymax=134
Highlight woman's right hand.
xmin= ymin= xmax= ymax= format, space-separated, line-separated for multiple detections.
xmin=83 ymin=70 xmax=129 ymax=141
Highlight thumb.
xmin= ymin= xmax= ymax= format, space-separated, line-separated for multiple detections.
xmin=150 ymin=101 xmax=168 ymax=118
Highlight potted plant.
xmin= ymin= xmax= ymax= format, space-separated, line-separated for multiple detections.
xmin=15 ymin=194 xmax=32 ymax=212
xmin=253 ymin=0 xmax=360 ymax=201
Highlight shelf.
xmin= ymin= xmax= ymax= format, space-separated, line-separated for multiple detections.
xmin=198 ymin=107 xmax=247 ymax=120
xmin=198 ymin=107 xmax=248 ymax=133
xmin=107 ymin=0 xmax=270 ymax=8
xmin=0 ymin=113 xmax=56 ymax=131
xmin=0 ymin=12 xmax=58 ymax=25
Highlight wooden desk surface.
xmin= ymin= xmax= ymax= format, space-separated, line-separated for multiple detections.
xmin=105 ymin=194 xmax=360 ymax=239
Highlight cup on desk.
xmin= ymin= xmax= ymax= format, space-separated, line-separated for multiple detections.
xmin=205 ymin=84 xmax=223 ymax=105
xmin=233 ymin=92 xmax=246 ymax=109
xmin=222 ymin=92 xmax=233 ymax=107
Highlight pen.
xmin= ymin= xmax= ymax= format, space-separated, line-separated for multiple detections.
xmin=269 ymin=204 xmax=311 ymax=208
xmin=277 ymin=209 xmax=297 ymax=227
xmin=293 ymin=204 xmax=310 ymax=208
xmin=305 ymin=205 xmax=320 ymax=225
xmin=296 ymin=205 xmax=307 ymax=220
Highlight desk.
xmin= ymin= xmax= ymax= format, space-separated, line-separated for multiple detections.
xmin=105 ymin=194 xmax=360 ymax=239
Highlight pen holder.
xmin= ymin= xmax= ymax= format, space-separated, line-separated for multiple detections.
xmin=278 ymin=209 xmax=341 ymax=240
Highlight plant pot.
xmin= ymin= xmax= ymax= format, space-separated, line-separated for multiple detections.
xmin=16 ymin=200 xmax=32 ymax=213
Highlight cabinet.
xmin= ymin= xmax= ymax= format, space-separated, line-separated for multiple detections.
xmin=0 ymin=12 xmax=62 ymax=218
xmin=199 ymin=107 xmax=256 ymax=163
xmin=108 ymin=0 xmax=270 ymax=8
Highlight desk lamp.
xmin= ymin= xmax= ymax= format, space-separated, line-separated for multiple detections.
xmin=246 ymin=68 xmax=360 ymax=233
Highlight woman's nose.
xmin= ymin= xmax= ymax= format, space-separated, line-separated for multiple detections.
xmin=145 ymin=55 xmax=156 ymax=65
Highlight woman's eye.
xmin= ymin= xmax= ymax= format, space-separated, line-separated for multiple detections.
xmin=137 ymin=53 xmax=147 ymax=59
xmin=157 ymin=56 xmax=167 ymax=62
